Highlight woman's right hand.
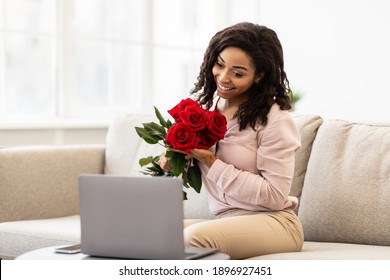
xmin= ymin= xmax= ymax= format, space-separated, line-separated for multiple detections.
xmin=158 ymin=151 xmax=171 ymax=172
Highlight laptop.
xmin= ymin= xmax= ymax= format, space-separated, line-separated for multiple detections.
xmin=78 ymin=174 xmax=217 ymax=260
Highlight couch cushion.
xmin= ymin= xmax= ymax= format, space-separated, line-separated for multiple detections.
xmin=298 ymin=120 xmax=390 ymax=246
xmin=249 ymin=241 xmax=390 ymax=260
xmin=0 ymin=215 xmax=80 ymax=259
xmin=104 ymin=114 xmax=215 ymax=219
xmin=291 ymin=115 xmax=323 ymax=201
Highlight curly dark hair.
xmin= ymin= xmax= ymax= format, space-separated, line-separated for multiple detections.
xmin=191 ymin=22 xmax=292 ymax=130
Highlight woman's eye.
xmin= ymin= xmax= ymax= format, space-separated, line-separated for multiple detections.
xmin=215 ymin=61 xmax=224 ymax=68
xmin=233 ymin=72 xmax=244 ymax=78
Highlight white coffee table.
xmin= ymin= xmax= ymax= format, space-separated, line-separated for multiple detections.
xmin=16 ymin=245 xmax=230 ymax=260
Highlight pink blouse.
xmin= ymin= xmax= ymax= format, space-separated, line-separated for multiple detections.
xmin=200 ymin=103 xmax=301 ymax=215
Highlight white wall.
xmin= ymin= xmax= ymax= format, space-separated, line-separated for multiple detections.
xmin=259 ymin=0 xmax=390 ymax=123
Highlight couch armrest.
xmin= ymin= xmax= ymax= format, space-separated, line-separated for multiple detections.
xmin=0 ymin=145 xmax=105 ymax=223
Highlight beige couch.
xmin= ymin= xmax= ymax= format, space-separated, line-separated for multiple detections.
xmin=1 ymin=114 xmax=390 ymax=260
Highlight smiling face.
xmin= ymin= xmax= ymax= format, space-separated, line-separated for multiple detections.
xmin=212 ymin=47 xmax=260 ymax=104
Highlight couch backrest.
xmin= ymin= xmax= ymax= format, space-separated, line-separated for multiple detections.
xmin=104 ymin=114 xmax=163 ymax=175
xmin=290 ymin=115 xmax=323 ymax=202
xmin=298 ymin=119 xmax=390 ymax=246
xmin=0 ymin=146 xmax=105 ymax=222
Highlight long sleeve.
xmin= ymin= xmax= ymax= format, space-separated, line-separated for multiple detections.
xmin=200 ymin=104 xmax=301 ymax=215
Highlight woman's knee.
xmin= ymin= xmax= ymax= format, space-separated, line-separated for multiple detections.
xmin=184 ymin=222 xmax=220 ymax=248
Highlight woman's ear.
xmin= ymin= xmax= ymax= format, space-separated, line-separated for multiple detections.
xmin=255 ymin=73 xmax=264 ymax=84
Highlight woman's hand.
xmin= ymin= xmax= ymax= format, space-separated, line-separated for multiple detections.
xmin=288 ymin=196 xmax=299 ymax=210
xmin=158 ymin=151 xmax=171 ymax=172
xmin=159 ymin=148 xmax=217 ymax=171
xmin=188 ymin=149 xmax=217 ymax=168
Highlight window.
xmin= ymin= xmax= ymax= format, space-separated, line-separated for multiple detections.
xmin=0 ymin=0 xmax=57 ymax=120
xmin=2 ymin=1 xmax=388 ymax=127
xmin=0 ymin=0 xmax=260 ymax=124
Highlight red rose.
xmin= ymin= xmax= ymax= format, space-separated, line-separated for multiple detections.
xmin=206 ymin=111 xmax=227 ymax=141
xmin=167 ymin=98 xmax=199 ymax=122
xmin=165 ymin=123 xmax=200 ymax=153
xmin=196 ymin=130 xmax=218 ymax=149
xmin=178 ymin=105 xmax=207 ymax=132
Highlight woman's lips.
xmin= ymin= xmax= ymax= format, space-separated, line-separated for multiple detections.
xmin=217 ymin=83 xmax=235 ymax=92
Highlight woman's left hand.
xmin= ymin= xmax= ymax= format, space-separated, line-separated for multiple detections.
xmin=187 ymin=149 xmax=217 ymax=168
xmin=288 ymin=196 xmax=299 ymax=210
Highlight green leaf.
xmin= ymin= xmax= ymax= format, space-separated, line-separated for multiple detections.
xmin=135 ymin=127 xmax=160 ymax=144
xmin=182 ymin=191 xmax=188 ymax=200
xmin=167 ymin=151 xmax=187 ymax=177
xmin=139 ymin=156 xmax=154 ymax=167
xmin=138 ymin=155 xmax=165 ymax=176
xmin=145 ymin=166 xmax=165 ymax=176
xmin=166 ymin=119 xmax=173 ymax=129
xmin=151 ymin=160 xmax=161 ymax=168
xmin=187 ymin=164 xmax=202 ymax=193
xmin=154 ymin=106 xmax=169 ymax=128
xmin=143 ymin=122 xmax=166 ymax=136
xmin=146 ymin=166 xmax=160 ymax=172
xmin=181 ymin=170 xmax=190 ymax=188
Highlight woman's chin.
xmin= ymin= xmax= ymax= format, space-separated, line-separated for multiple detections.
xmin=217 ymin=90 xmax=234 ymax=98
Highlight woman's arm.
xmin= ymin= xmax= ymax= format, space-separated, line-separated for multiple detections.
xmin=204 ymin=115 xmax=300 ymax=210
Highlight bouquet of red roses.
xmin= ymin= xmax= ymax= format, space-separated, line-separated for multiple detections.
xmin=135 ymin=98 xmax=227 ymax=198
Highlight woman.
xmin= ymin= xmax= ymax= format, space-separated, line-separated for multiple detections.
xmin=160 ymin=22 xmax=303 ymax=259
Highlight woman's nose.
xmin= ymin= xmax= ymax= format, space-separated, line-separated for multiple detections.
xmin=218 ymin=70 xmax=230 ymax=83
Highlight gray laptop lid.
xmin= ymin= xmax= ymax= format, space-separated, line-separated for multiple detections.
xmin=79 ymin=174 xmax=186 ymax=260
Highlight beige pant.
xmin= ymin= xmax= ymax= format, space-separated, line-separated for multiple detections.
xmin=184 ymin=208 xmax=304 ymax=260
